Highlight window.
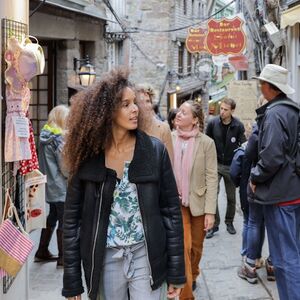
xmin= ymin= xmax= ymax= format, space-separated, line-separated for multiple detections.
xmin=178 ymin=43 xmax=184 ymax=74
xmin=183 ymin=0 xmax=187 ymax=15
xmin=187 ymin=50 xmax=192 ymax=74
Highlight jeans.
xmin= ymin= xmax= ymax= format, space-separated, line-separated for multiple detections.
xmin=245 ymin=202 xmax=265 ymax=262
xmin=241 ymin=209 xmax=249 ymax=256
xmin=264 ymin=204 xmax=300 ymax=300
xmin=98 ymin=242 xmax=166 ymax=300
xmin=215 ymin=164 xmax=236 ymax=226
xmin=47 ymin=202 xmax=64 ymax=230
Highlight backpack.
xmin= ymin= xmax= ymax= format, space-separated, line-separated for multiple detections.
xmin=230 ymin=144 xmax=247 ymax=187
xmin=268 ymin=99 xmax=300 ymax=176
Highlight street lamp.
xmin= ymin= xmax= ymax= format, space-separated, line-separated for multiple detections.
xmin=175 ymin=80 xmax=181 ymax=92
xmin=73 ymin=55 xmax=96 ymax=87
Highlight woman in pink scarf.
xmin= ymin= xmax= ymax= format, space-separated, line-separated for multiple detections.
xmin=173 ymin=101 xmax=218 ymax=300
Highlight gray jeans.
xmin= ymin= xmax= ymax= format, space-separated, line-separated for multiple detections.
xmin=215 ymin=163 xmax=236 ymax=226
xmin=97 ymin=242 xmax=167 ymax=300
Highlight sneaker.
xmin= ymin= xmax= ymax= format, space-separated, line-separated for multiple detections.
xmin=206 ymin=226 xmax=219 ymax=239
xmin=192 ymin=281 xmax=197 ymax=291
xmin=265 ymin=259 xmax=275 ymax=281
xmin=237 ymin=262 xmax=258 ymax=284
xmin=226 ymin=223 xmax=236 ymax=235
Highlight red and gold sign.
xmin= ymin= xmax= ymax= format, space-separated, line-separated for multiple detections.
xmin=185 ymin=16 xmax=247 ymax=56
xmin=186 ymin=27 xmax=207 ymax=53
xmin=228 ymin=55 xmax=248 ymax=70
xmin=206 ymin=17 xmax=246 ymax=55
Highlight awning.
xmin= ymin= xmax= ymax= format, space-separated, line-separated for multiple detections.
xmin=177 ymin=81 xmax=203 ymax=98
xmin=45 ymin=0 xmax=109 ymax=21
xmin=281 ymin=4 xmax=300 ymax=28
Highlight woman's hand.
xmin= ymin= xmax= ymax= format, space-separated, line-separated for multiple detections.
xmin=250 ymin=181 xmax=256 ymax=193
xmin=204 ymin=214 xmax=215 ymax=231
xmin=167 ymin=284 xmax=182 ymax=299
xmin=67 ymin=296 xmax=81 ymax=300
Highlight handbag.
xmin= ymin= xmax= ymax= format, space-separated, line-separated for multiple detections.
xmin=0 ymin=190 xmax=34 ymax=277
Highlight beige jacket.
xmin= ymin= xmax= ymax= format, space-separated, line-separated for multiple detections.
xmin=144 ymin=119 xmax=174 ymax=165
xmin=172 ymin=131 xmax=218 ymax=216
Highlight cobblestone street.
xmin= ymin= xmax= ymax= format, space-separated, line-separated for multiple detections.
xmin=29 ymin=181 xmax=279 ymax=300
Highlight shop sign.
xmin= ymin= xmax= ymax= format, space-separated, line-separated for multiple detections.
xmin=186 ymin=16 xmax=246 ymax=56
xmin=228 ymin=55 xmax=248 ymax=70
xmin=186 ymin=27 xmax=207 ymax=53
xmin=206 ymin=17 xmax=246 ymax=55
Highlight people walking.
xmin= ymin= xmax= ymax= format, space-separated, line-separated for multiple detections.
xmin=136 ymin=83 xmax=174 ymax=162
xmin=62 ymin=68 xmax=185 ymax=300
xmin=231 ymin=121 xmax=274 ymax=284
xmin=251 ymin=64 xmax=300 ymax=300
xmin=206 ymin=98 xmax=246 ymax=238
xmin=173 ymin=101 xmax=218 ymax=300
xmin=34 ymin=105 xmax=69 ymax=268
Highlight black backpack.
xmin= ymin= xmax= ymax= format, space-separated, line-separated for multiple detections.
xmin=268 ymin=99 xmax=300 ymax=176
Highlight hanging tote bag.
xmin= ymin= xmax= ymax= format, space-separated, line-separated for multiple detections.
xmin=0 ymin=190 xmax=34 ymax=277
xmin=18 ymin=36 xmax=45 ymax=82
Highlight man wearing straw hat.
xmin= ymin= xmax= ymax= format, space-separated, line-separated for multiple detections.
xmin=251 ymin=64 xmax=300 ymax=300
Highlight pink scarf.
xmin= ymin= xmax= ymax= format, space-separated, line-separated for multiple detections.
xmin=174 ymin=127 xmax=199 ymax=207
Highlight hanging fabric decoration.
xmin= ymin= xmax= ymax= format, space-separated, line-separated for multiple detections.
xmin=24 ymin=169 xmax=47 ymax=232
xmin=4 ymin=36 xmax=45 ymax=164
xmin=19 ymin=118 xmax=39 ymax=175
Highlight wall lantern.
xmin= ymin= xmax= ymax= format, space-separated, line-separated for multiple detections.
xmin=175 ymin=80 xmax=181 ymax=92
xmin=73 ymin=55 xmax=96 ymax=87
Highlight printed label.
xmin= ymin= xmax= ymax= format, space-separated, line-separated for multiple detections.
xmin=12 ymin=116 xmax=29 ymax=138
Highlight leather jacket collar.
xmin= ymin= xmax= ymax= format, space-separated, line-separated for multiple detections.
xmin=77 ymin=130 xmax=158 ymax=183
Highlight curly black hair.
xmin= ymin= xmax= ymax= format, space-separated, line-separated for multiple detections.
xmin=63 ymin=67 xmax=134 ymax=176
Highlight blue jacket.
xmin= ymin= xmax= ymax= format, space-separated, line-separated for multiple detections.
xmin=230 ymin=143 xmax=251 ymax=213
xmin=250 ymin=95 xmax=300 ymax=204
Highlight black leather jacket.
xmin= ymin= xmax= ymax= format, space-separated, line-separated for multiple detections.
xmin=206 ymin=116 xmax=246 ymax=165
xmin=62 ymin=130 xmax=185 ymax=300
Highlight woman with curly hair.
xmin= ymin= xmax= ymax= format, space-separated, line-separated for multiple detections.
xmin=62 ymin=68 xmax=185 ymax=300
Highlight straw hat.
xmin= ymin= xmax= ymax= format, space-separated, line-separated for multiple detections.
xmin=253 ymin=64 xmax=295 ymax=95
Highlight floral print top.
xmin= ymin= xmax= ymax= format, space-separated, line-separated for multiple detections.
xmin=106 ymin=161 xmax=144 ymax=247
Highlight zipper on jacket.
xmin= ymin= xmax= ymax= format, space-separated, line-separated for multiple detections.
xmin=222 ymin=125 xmax=230 ymax=164
xmin=88 ymin=182 xmax=105 ymax=297
xmin=137 ymin=186 xmax=154 ymax=285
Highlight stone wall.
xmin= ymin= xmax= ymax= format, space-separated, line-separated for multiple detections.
xmin=30 ymin=8 xmax=106 ymax=105
xmin=125 ymin=0 xmax=172 ymax=105
xmin=123 ymin=0 xmax=209 ymax=114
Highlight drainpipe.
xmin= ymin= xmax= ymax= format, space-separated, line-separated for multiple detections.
xmin=264 ymin=46 xmax=273 ymax=65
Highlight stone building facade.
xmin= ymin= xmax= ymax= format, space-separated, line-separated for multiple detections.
xmin=29 ymin=0 xmax=107 ymax=138
xmin=107 ymin=0 xmax=213 ymax=116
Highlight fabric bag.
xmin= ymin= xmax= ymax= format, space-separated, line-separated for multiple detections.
xmin=0 ymin=190 xmax=34 ymax=278
xmin=25 ymin=169 xmax=47 ymax=232
xmin=19 ymin=36 xmax=45 ymax=82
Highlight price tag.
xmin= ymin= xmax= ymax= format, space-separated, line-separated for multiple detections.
xmin=12 ymin=116 xmax=30 ymax=138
